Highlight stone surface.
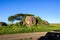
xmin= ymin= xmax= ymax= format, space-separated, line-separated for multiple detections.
xmin=40 ymin=20 xmax=49 ymax=26
xmin=25 ymin=16 xmax=36 ymax=27
xmin=0 ymin=22 xmax=7 ymax=26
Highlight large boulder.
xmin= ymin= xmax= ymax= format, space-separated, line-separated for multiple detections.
xmin=25 ymin=16 xmax=36 ymax=27
xmin=0 ymin=22 xmax=7 ymax=26
xmin=40 ymin=20 xmax=49 ymax=26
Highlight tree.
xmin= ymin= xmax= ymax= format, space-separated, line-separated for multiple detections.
xmin=14 ymin=14 xmax=24 ymax=20
xmin=21 ymin=14 xmax=34 ymax=21
xmin=14 ymin=13 xmax=34 ymax=22
xmin=8 ymin=16 xmax=15 ymax=24
xmin=8 ymin=13 xmax=34 ymax=24
xmin=23 ymin=14 xmax=34 ymax=17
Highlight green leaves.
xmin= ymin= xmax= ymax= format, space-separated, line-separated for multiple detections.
xmin=8 ymin=13 xmax=34 ymax=24
xmin=35 ymin=16 xmax=42 ymax=25
xmin=8 ymin=16 xmax=15 ymax=23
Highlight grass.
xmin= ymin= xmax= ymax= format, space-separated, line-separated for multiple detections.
xmin=0 ymin=24 xmax=60 ymax=35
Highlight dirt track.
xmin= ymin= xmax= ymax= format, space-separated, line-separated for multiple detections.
xmin=0 ymin=32 xmax=47 ymax=40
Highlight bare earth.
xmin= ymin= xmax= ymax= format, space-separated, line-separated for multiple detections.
xmin=0 ymin=32 xmax=47 ymax=40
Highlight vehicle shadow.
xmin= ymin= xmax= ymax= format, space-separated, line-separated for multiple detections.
xmin=38 ymin=32 xmax=60 ymax=40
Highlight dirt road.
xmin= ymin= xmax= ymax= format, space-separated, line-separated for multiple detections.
xmin=0 ymin=32 xmax=47 ymax=40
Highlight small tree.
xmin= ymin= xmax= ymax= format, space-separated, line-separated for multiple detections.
xmin=14 ymin=13 xmax=34 ymax=23
xmin=8 ymin=13 xmax=34 ymax=26
xmin=15 ymin=14 xmax=24 ymax=20
xmin=14 ymin=14 xmax=24 ymax=22
xmin=24 ymin=14 xmax=34 ymax=16
xmin=8 ymin=16 xmax=15 ymax=24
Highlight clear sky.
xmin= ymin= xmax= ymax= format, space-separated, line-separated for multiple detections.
xmin=0 ymin=0 xmax=60 ymax=23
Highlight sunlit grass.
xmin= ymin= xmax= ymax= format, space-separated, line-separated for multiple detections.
xmin=0 ymin=24 xmax=60 ymax=35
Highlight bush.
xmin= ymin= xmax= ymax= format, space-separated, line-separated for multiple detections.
xmin=35 ymin=16 xmax=42 ymax=25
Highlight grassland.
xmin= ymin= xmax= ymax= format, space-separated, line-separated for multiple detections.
xmin=0 ymin=24 xmax=60 ymax=35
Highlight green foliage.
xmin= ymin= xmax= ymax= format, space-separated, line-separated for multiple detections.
xmin=8 ymin=13 xmax=34 ymax=24
xmin=8 ymin=16 xmax=15 ymax=23
xmin=0 ymin=24 xmax=60 ymax=35
xmin=35 ymin=16 xmax=42 ymax=25
xmin=23 ymin=14 xmax=34 ymax=17
xmin=14 ymin=14 xmax=24 ymax=20
xmin=15 ymin=14 xmax=24 ymax=17
xmin=20 ymin=13 xmax=34 ymax=23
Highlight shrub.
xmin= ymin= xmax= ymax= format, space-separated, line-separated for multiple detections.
xmin=35 ymin=16 xmax=42 ymax=25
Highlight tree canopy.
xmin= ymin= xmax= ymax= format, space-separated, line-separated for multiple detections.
xmin=8 ymin=13 xmax=34 ymax=23
xmin=8 ymin=16 xmax=15 ymax=24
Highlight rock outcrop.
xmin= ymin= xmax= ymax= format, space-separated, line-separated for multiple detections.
xmin=40 ymin=20 xmax=49 ymax=26
xmin=0 ymin=22 xmax=7 ymax=26
xmin=25 ymin=16 xmax=36 ymax=27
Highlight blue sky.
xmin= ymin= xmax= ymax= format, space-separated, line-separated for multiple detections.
xmin=0 ymin=0 xmax=60 ymax=23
